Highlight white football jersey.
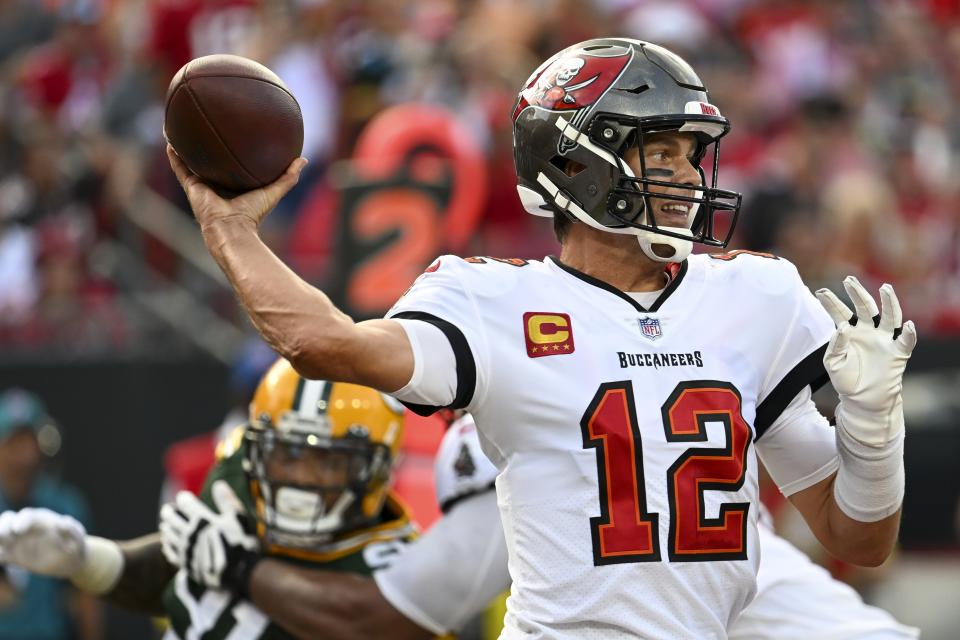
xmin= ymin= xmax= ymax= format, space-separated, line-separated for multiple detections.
xmin=387 ymin=252 xmax=838 ymax=639
xmin=434 ymin=412 xmax=499 ymax=512
xmin=388 ymin=417 xmax=916 ymax=639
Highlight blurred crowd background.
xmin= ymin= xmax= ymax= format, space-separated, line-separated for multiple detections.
xmin=2 ymin=0 xmax=960 ymax=354
xmin=1 ymin=0 xmax=959 ymax=638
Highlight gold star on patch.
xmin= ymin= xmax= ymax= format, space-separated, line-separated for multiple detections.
xmin=563 ymin=344 xmax=570 ymax=350
xmin=553 ymin=345 xmax=560 ymax=351
xmin=531 ymin=346 xmax=538 ymax=353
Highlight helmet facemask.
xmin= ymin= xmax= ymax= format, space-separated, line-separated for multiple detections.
xmin=244 ymin=416 xmax=392 ymax=550
xmin=589 ymin=114 xmax=742 ymax=263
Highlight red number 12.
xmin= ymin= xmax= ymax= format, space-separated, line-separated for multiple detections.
xmin=581 ymin=380 xmax=751 ymax=565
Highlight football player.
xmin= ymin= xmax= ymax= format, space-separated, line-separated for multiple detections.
xmin=153 ymin=412 xmax=919 ymax=639
xmin=0 ymin=359 xmax=418 ymax=640
xmin=169 ymin=37 xmax=917 ymax=638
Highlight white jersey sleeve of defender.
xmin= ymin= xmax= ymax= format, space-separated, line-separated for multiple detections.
xmin=730 ymin=525 xmax=919 ymax=639
xmin=434 ymin=414 xmax=499 ymax=511
xmin=385 ymin=256 xmax=489 ymax=416
xmin=373 ymin=491 xmax=510 ymax=634
xmin=755 ymin=387 xmax=840 ymax=496
xmin=752 ymin=257 xmax=836 ymax=440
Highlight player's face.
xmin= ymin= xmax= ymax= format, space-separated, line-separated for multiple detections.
xmin=623 ymin=131 xmax=701 ymax=229
xmin=264 ymin=443 xmax=355 ymax=508
xmin=0 ymin=429 xmax=43 ymax=501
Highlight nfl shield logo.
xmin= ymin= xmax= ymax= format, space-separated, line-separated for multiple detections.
xmin=638 ymin=317 xmax=662 ymax=341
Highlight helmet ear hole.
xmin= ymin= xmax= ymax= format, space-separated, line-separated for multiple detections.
xmin=550 ymin=156 xmax=587 ymax=177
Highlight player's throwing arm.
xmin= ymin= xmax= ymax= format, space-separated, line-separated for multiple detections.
xmin=166 ymin=145 xmax=415 ymax=394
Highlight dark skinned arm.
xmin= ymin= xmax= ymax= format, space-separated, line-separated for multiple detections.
xmin=101 ymin=534 xmax=178 ymax=616
xmin=246 ymin=558 xmax=432 ymax=640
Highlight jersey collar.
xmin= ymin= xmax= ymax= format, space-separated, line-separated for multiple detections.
xmin=547 ymin=256 xmax=689 ymax=314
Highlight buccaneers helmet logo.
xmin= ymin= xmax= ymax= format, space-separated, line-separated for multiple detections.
xmin=513 ymin=50 xmax=632 ymax=122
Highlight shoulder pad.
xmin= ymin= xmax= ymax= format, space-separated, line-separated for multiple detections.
xmin=703 ymin=250 xmax=803 ymax=298
xmin=214 ymin=425 xmax=246 ymax=462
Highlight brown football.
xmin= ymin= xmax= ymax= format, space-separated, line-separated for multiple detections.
xmin=164 ymin=54 xmax=303 ymax=193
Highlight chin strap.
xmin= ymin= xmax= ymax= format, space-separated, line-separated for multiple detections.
xmin=636 ymin=229 xmax=692 ymax=263
xmin=635 ymin=201 xmax=698 ymax=263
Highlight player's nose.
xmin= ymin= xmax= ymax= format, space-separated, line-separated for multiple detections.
xmin=675 ymin=158 xmax=700 ymax=188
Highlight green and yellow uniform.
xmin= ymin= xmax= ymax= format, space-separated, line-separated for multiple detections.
xmin=162 ymin=437 xmax=416 ymax=640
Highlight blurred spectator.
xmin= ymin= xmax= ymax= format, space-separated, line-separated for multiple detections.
xmin=0 ymin=389 xmax=101 ymax=640
xmin=0 ymin=0 xmax=958 ymax=353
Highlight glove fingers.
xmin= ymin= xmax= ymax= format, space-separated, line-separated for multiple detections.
xmin=11 ymin=513 xmax=32 ymax=536
xmin=897 ymin=320 xmax=918 ymax=355
xmin=843 ymin=276 xmax=879 ymax=326
xmin=175 ymin=491 xmax=214 ymax=519
xmin=211 ymin=480 xmax=244 ymax=516
xmin=210 ymin=534 xmax=226 ymax=588
xmin=159 ymin=505 xmax=189 ymax=537
xmin=159 ymin=521 xmax=185 ymax=565
xmin=56 ymin=524 xmax=83 ymax=553
xmin=816 ymin=288 xmax=853 ymax=326
xmin=159 ymin=531 xmax=181 ymax=566
xmin=823 ymin=324 xmax=852 ymax=373
xmin=200 ymin=532 xmax=221 ymax=587
xmin=194 ymin=532 xmax=209 ymax=581
xmin=0 ymin=510 xmax=15 ymax=537
xmin=878 ymin=283 xmax=902 ymax=333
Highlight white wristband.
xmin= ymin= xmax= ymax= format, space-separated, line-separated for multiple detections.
xmin=71 ymin=536 xmax=124 ymax=595
xmin=833 ymin=426 xmax=905 ymax=523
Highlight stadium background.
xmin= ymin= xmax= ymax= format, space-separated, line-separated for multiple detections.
xmin=0 ymin=0 xmax=959 ymax=637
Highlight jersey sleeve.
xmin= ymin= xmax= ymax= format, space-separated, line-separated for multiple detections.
xmin=753 ymin=259 xmax=835 ymax=439
xmin=755 ymin=387 xmax=840 ymax=496
xmin=385 ymin=256 xmax=489 ymax=416
xmin=373 ymin=491 xmax=510 ymax=635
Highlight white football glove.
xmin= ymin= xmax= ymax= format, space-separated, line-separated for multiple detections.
xmin=0 ymin=508 xmax=86 ymax=578
xmin=0 ymin=507 xmax=123 ymax=593
xmin=159 ymin=489 xmax=217 ymax=569
xmin=159 ymin=481 xmax=260 ymax=592
xmin=815 ymin=277 xmax=918 ymax=447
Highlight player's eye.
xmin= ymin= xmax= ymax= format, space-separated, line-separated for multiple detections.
xmin=647 ymin=150 xmax=670 ymax=163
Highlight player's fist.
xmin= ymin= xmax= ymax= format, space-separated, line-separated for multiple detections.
xmin=166 ymin=144 xmax=307 ymax=232
xmin=815 ymin=277 xmax=917 ymax=447
xmin=159 ymin=481 xmax=260 ymax=593
xmin=0 ymin=508 xmax=86 ymax=578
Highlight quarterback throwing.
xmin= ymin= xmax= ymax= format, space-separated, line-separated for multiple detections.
xmin=168 ymin=37 xmax=916 ymax=639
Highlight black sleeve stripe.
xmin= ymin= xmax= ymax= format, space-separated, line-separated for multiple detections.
xmin=398 ymin=400 xmax=442 ymax=417
xmin=390 ymin=311 xmax=477 ymax=415
xmin=754 ymin=343 xmax=830 ymax=440
xmin=439 ymin=481 xmax=497 ymax=514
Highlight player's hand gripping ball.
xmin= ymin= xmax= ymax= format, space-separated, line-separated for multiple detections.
xmin=164 ymin=54 xmax=304 ymax=194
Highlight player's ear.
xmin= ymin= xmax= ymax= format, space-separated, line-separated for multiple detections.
xmin=564 ymin=159 xmax=586 ymax=177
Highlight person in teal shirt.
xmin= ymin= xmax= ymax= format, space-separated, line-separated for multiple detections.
xmin=0 ymin=388 xmax=101 ymax=640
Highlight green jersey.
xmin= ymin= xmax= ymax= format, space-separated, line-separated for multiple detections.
xmin=162 ymin=437 xmax=416 ymax=640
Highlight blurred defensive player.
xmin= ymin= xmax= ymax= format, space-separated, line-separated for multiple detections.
xmin=0 ymin=360 xmax=417 ymax=640
xmin=169 ymin=37 xmax=917 ymax=637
